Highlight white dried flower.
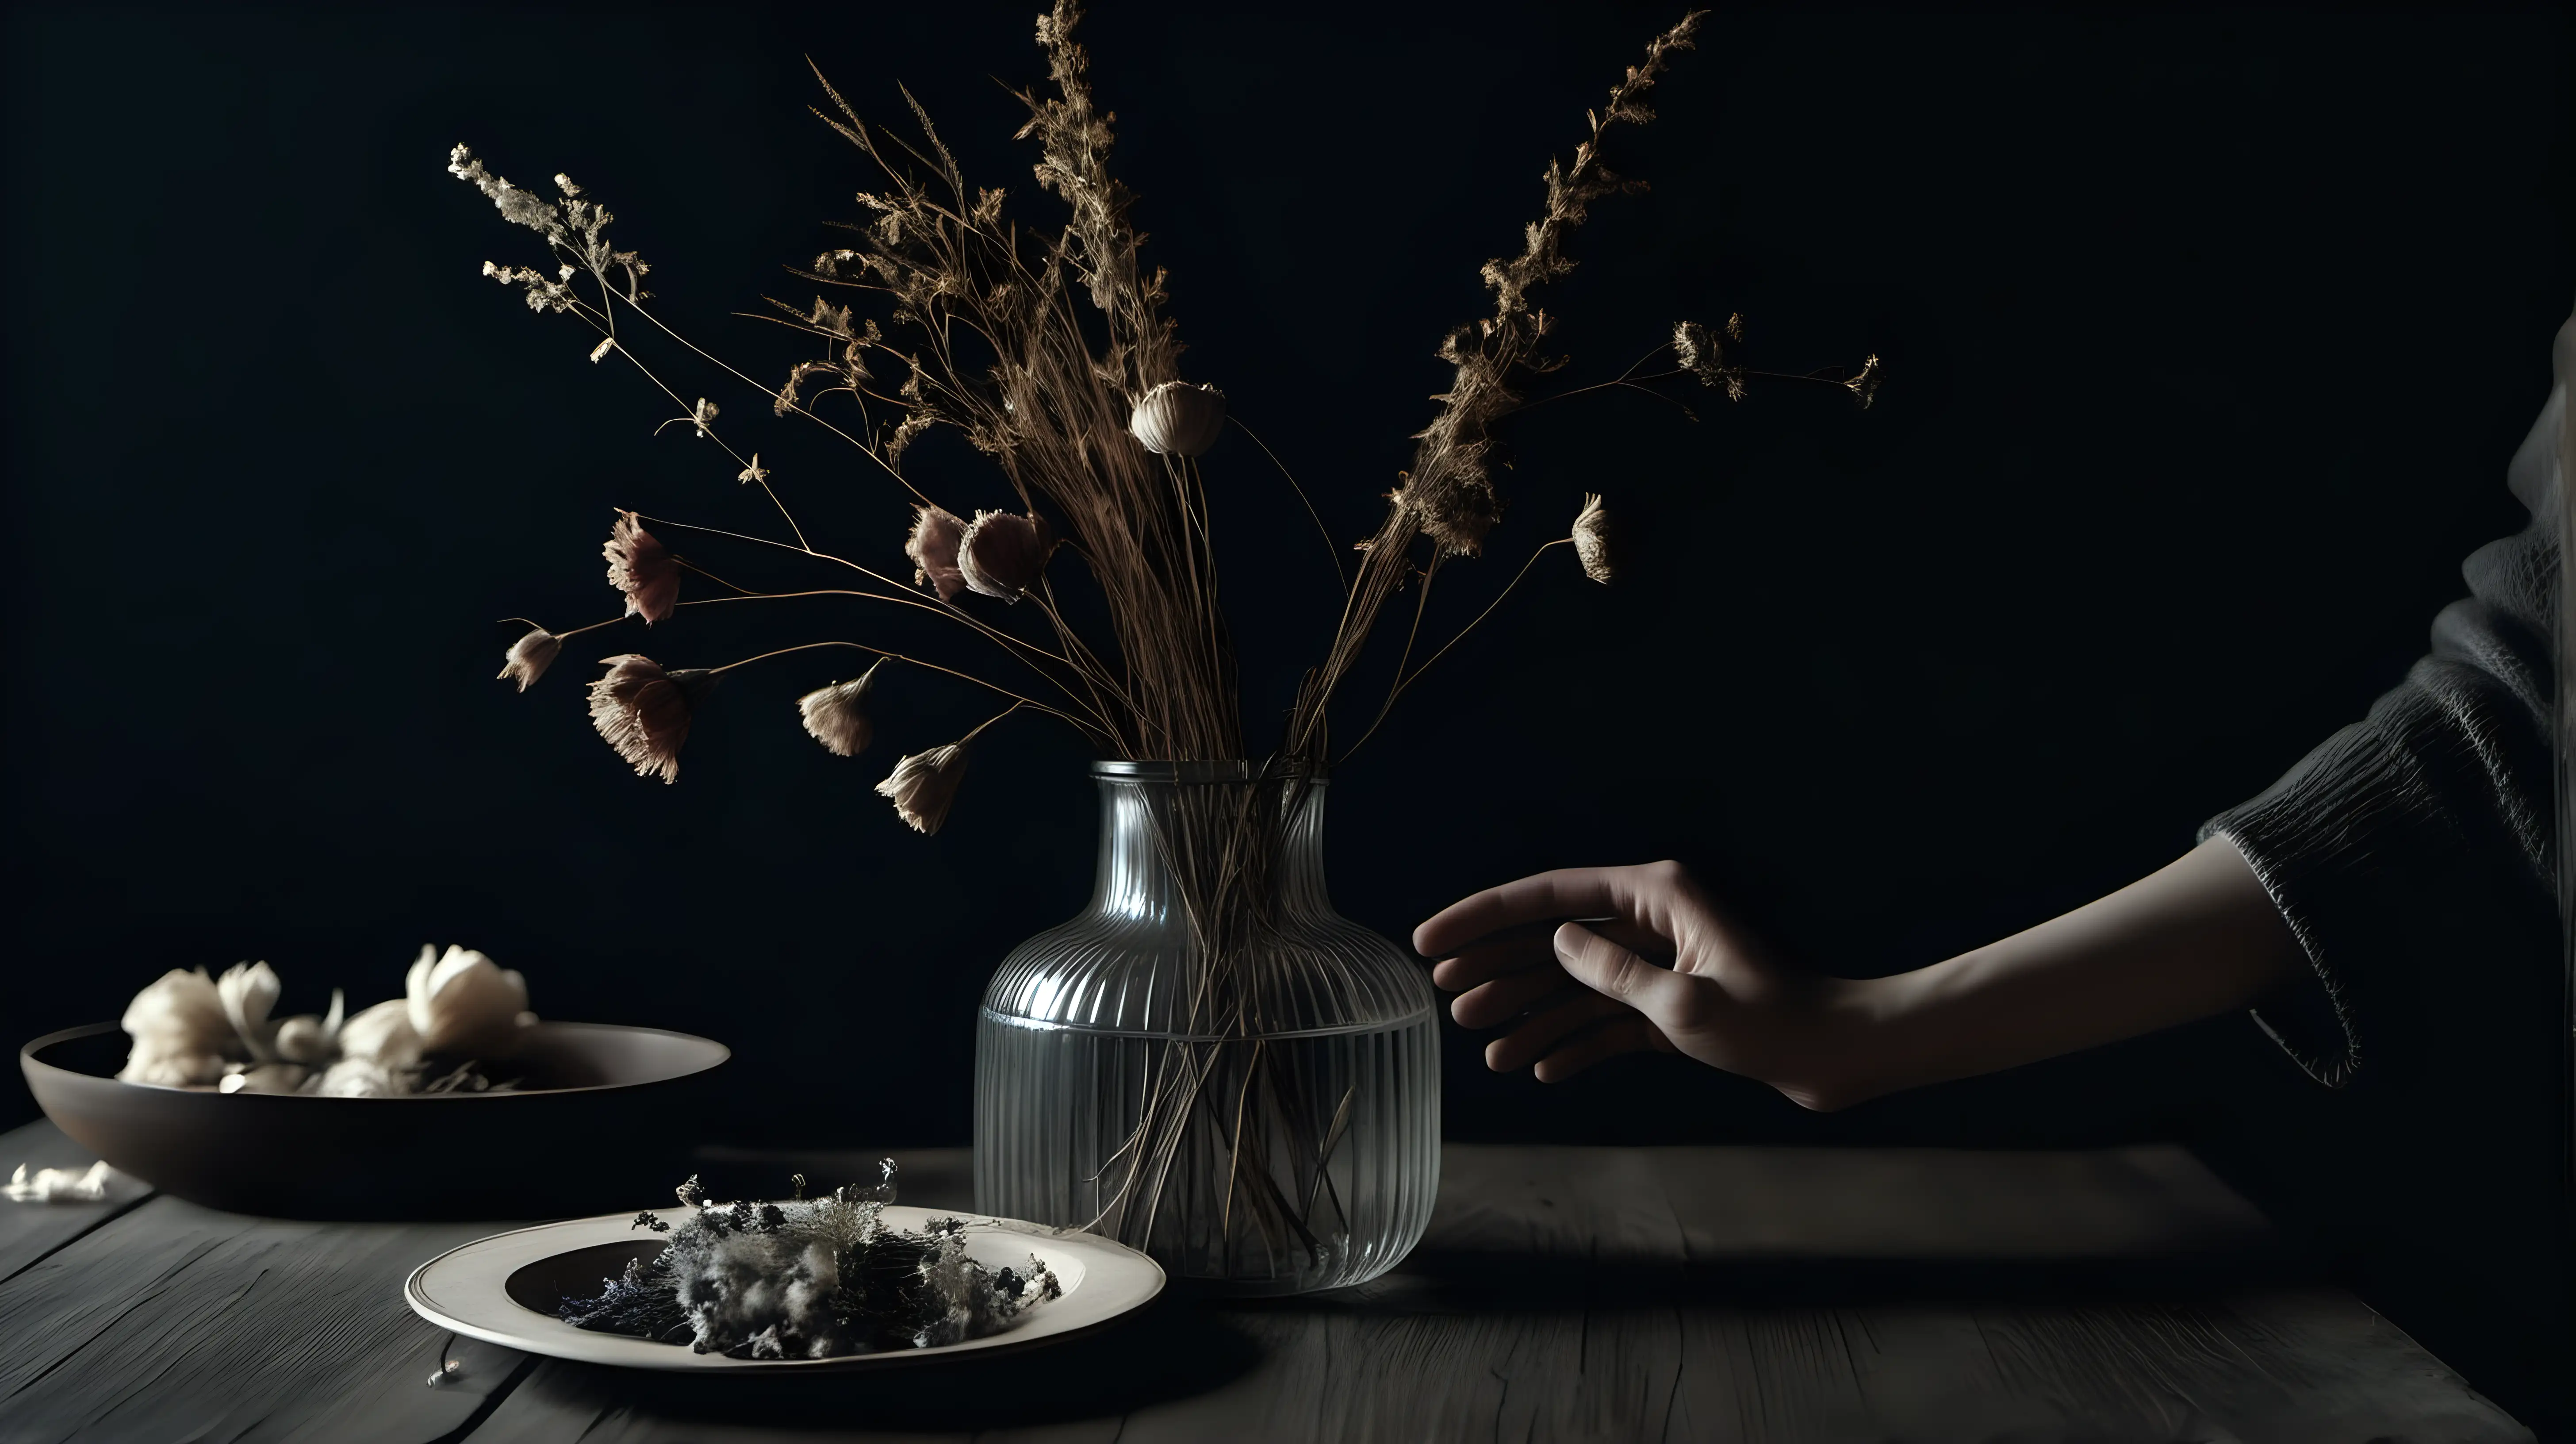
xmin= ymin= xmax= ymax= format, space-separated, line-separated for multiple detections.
xmin=1127 ymin=381 xmax=1227 ymax=457
xmin=498 ymin=627 xmax=563 ymax=691
xmin=798 ymin=659 xmax=884 ymax=758
xmin=406 ymin=945 xmax=535 ymax=1058
xmin=956 ymin=510 xmax=1056 ymax=602
xmin=1571 ymin=493 xmax=1616 ymax=585
xmin=116 ymin=968 xmax=233 ymax=1087
xmin=272 ymin=988 xmax=346 ymax=1066
xmin=216 ymin=961 xmax=283 ymax=1061
xmin=692 ymin=398 xmax=719 ymax=437
xmin=737 ymin=453 xmax=769 ymax=486
xmin=337 ymin=998 xmax=425 ymax=1073
xmin=590 ymin=337 xmax=616 ymax=364
xmin=875 ymin=742 xmax=972 ymax=835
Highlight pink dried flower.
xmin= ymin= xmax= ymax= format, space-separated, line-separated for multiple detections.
xmin=498 ymin=626 xmax=562 ymax=691
xmin=1571 ymin=494 xmax=1616 ymax=584
xmin=797 ymin=658 xmax=884 ymax=758
xmin=588 ymin=654 xmax=717 ymax=784
xmin=905 ymin=505 xmax=969 ymax=602
xmin=957 ymin=510 xmax=1057 ymax=602
xmin=605 ymin=510 xmax=681 ymax=624
xmin=1128 ymin=381 xmax=1227 ymax=457
xmin=874 ymin=741 xmax=972 ymax=834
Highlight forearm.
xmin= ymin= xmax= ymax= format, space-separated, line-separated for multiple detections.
xmin=1832 ymin=836 xmax=2306 ymax=1104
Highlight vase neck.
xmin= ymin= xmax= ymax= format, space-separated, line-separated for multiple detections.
xmin=1091 ymin=765 xmax=1332 ymax=926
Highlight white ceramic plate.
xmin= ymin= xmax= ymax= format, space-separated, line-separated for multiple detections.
xmin=406 ymin=1205 xmax=1165 ymax=1371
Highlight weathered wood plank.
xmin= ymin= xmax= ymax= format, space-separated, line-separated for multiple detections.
xmin=0 ymin=1195 xmax=529 ymax=1444
xmin=452 ymin=1143 xmax=2526 ymax=1443
xmin=0 ymin=1119 xmax=153 ymax=1285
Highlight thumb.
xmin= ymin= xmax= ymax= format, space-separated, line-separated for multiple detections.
xmin=1553 ymin=921 xmax=1699 ymax=1034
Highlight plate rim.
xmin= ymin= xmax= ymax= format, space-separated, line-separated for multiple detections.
xmin=404 ymin=1203 xmax=1166 ymax=1372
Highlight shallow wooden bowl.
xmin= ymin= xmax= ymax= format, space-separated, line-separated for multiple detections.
xmin=21 ymin=1021 xmax=728 ymax=1219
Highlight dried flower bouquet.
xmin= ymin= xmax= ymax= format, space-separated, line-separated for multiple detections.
xmin=452 ymin=4 xmax=1873 ymax=1278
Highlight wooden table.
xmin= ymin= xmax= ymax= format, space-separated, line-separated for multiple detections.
xmin=0 ymin=1118 xmax=2530 ymax=1442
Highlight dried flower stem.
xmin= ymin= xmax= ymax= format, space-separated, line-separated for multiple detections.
xmin=707 ymin=641 xmax=1101 ymax=741
xmin=1340 ymin=540 xmax=1573 ymax=762
xmin=1284 ymin=11 xmax=1705 ymax=760
xmin=1226 ymin=414 xmax=1346 ymax=591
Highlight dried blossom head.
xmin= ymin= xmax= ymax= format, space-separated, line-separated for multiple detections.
xmin=1673 ymin=319 xmax=1717 ymax=375
xmin=1128 ymin=381 xmax=1227 ymax=457
xmin=1847 ymin=353 xmax=1883 ymax=410
xmin=957 ymin=510 xmax=1056 ymax=602
xmin=797 ymin=659 xmax=885 ymax=758
xmin=116 ymin=966 xmax=234 ymax=1087
xmin=605 ymin=511 xmax=682 ymax=624
xmin=337 ymin=998 xmax=424 ymax=1072
xmin=589 ymin=654 xmax=718 ymax=784
xmin=905 ymin=505 xmax=969 ymax=601
xmin=406 ymin=944 xmax=534 ymax=1057
xmin=1673 ymin=318 xmax=1742 ymax=399
xmin=272 ymin=988 xmax=346 ymax=1067
xmin=216 ymin=961 xmax=283 ymax=1061
xmin=498 ymin=626 xmax=563 ymax=691
xmin=874 ymin=741 xmax=972 ymax=834
xmin=1571 ymin=494 xmax=1617 ymax=584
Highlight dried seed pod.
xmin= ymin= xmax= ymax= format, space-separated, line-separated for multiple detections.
xmin=957 ymin=511 xmax=1056 ymax=602
xmin=797 ymin=659 xmax=884 ymax=758
xmin=1128 ymin=381 xmax=1227 ymax=458
xmin=605 ymin=511 xmax=682 ymax=624
xmin=874 ymin=741 xmax=972 ymax=835
xmin=498 ymin=627 xmax=563 ymax=691
xmin=588 ymin=654 xmax=717 ymax=784
xmin=905 ymin=505 xmax=969 ymax=601
xmin=1571 ymin=494 xmax=1616 ymax=585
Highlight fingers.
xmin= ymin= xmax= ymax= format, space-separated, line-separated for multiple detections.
xmin=1428 ymin=918 xmax=1671 ymax=993
xmin=1449 ymin=964 xmax=1576 ymax=1029
xmin=1552 ymin=921 xmax=1702 ymax=1037
xmin=1531 ymin=1016 xmax=1668 ymax=1083
xmin=1428 ymin=932 xmax=1559 ymax=993
xmin=1413 ymin=862 xmax=1692 ymax=957
xmin=1483 ymin=992 xmax=1631 ymax=1073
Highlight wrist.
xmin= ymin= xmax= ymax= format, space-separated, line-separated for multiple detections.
xmin=1779 ymin=973 xmax=1917 ymax=1113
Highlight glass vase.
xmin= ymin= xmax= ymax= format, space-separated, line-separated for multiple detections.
xmin=973 ymin=761 xmax=1441 ymax=1294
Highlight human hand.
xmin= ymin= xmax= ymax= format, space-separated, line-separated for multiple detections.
xmin=1414 ymin=860 xmax=1874 ymax=1110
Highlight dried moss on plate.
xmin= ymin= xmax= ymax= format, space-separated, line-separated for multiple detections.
xmin=560 ymin=1167 xmax=1062 ymax=1360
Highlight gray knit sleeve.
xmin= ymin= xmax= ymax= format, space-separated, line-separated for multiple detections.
xmin=2198 ymin=310 xmax=2567 ymax=1088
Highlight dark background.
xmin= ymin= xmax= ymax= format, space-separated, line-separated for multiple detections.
xmin=4 ymin=0 xmax=2570 ymax=1425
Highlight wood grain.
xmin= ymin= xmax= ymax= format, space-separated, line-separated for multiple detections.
xmin=0 ymin=1122 xmax=2531 ymax=1443
xmin=0 ymin=1120 xmax=152 ymax=1285
xmin=0 ymin=1173 xmax=533 ymax=1444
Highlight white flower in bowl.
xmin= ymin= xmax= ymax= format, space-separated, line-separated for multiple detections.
xmin=115 ymin=967 xmax=233 ymax=1087
xmin=215 ymin=961 xmax=283 ymax=1061
xmin=405 ymin=945 xmax=534 ymax=1058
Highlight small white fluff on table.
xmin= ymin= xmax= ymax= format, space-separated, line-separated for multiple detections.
xmin=4 ymin=1161 xmax=116 ymax=1203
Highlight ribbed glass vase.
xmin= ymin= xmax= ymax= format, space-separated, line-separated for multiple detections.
xmin=973 ymin=761 xmax=1440 ymax=1294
